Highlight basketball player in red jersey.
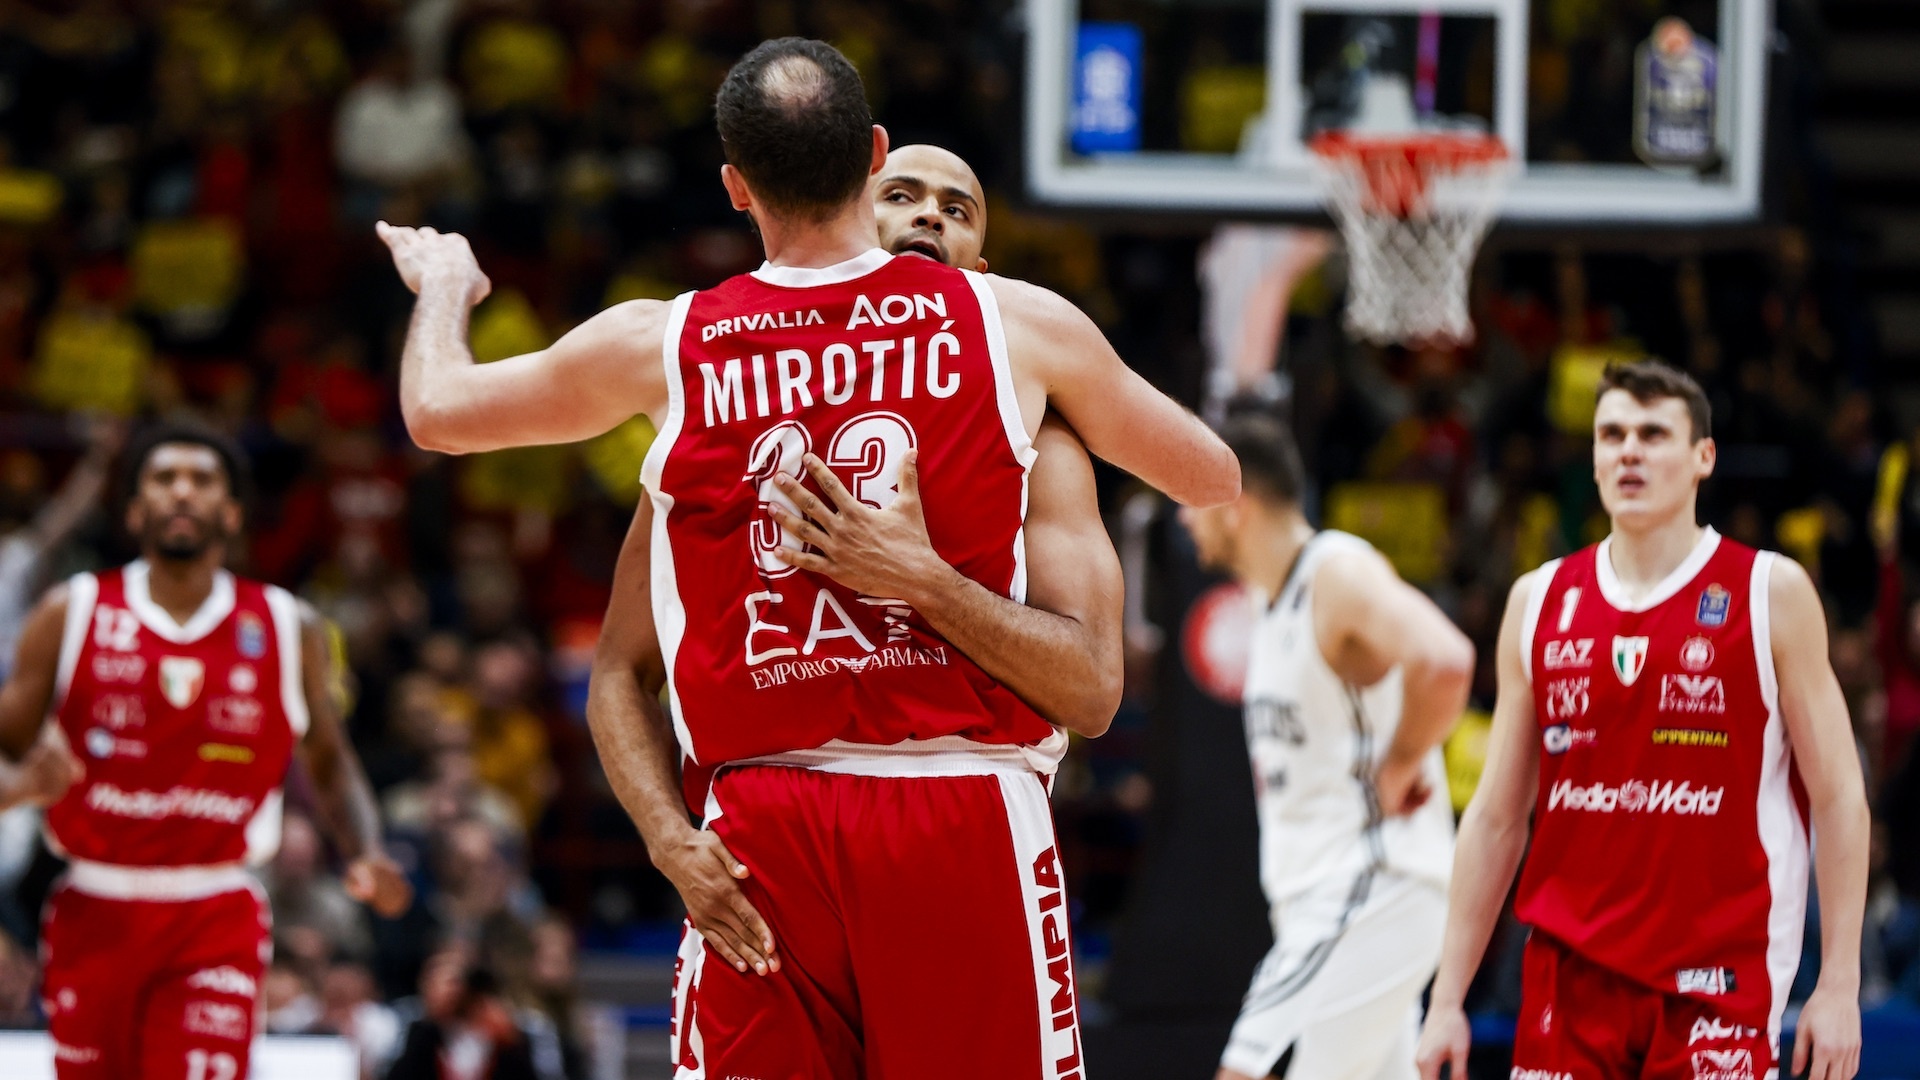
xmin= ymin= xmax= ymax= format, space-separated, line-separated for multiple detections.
xmin=0 ymin=426 xmax=411 ymax=1079
xmin=588 ymin=135 xmax=1121 ymax=987
xmin=1416 ymin=362 xmax=1868 ymax=1080
xmin=377 ymin=38 xmax=1232 ymax=1077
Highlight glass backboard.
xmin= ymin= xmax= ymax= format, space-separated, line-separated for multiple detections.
xmin=1026 ymin=0 xmax=1765 ymax=222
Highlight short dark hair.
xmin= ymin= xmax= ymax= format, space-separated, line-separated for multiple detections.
xmin=123 ymin=421 xmax=253 ymax=509
xmin=1218 ymin=413 xmax=1306 ymax=506
xmin=715 ymin=38 xmax=874 ymax=222
xmin=1596 ymin=359 xmax=1712 ymax=442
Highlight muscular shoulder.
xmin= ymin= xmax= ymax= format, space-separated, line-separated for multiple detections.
xmin=572 ymin=298 xmax=675 ymax=352
xmin=1765 ymin=552 xmax=1823 ymax=627
xmin=1311 ymin=544 xmax=1398 ymax=607
xmin=984 ymin=276 xmax=1087 ymax=352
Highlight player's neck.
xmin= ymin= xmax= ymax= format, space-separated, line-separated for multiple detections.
xmin=758 ymin=201 xmax=882 ymax=270
xmin=1240 ymin=507 xmax=1316 ymax=604
xmin=141 ymin=552 xmax=223 ymax=623
xmin=1604 ymin=512 xmax=1706 ymax=595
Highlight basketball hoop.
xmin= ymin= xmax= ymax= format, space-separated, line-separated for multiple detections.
xmin=1308 ymin=130 xmax=1510 ymax=347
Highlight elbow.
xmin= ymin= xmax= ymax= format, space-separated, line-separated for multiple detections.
xmin=1061 ymin=672 xmax=1123 ymax=738
xmin=1415 ymin=632 xmax=1477 ymax=703
xmin=402 ymin=398 xmax=474 ymax=456
xmin=1191 ymin=448 xmax=1243 ymax=509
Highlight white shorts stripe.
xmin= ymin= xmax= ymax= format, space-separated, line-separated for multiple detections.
xmin=998 ymin=771 xmax=1085 ymax=1080
xmin=671 ymin=920 xmax=707 ymax=1080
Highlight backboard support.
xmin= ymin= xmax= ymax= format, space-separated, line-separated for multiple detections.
xmin=1025 ymin=0 xmax=1769 ymax=223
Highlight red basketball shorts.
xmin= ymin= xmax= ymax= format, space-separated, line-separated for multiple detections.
xmin=670 ymin=760 xmax=1085 ymax=1080
xmin=41 ymin=871 xmax=270 ymax=1080
xmin=1514 ymin=933 xmax=1777 ymax=1080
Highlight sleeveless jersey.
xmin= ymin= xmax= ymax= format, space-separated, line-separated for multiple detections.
xmin=1242 ymin=531 xmax=1455 ymax=905
xmin=1516 ymin=528 xmax=1810 ymax=1032
xmin=642 ymin=249 xmax=1057 ymax=767
xmin=48 ymin=562 xmax=306 ymax=868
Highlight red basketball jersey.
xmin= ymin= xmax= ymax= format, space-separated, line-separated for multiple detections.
xmin=1516 ymin=529 xmax=1810 ymax=1033
xmin=642 ymin=249 xmax=1056 ymax=767
xmin=48 ymin=562 xmax=305 ymax=868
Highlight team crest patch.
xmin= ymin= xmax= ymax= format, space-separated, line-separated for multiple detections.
xmin=1696 ymin=584 xmax=1730 ymax=627
xmin=158 ymin=656 xmax=205 ymax=709
xmin=1612 ymin=636 xmax=1650 ymax=686
xmin=236 ymin=612 xmax=267 ymax=659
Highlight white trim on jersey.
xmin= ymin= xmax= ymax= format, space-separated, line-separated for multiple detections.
xmin=65 ymin=858 xmax=254 ymax=902
xmin=733 ymin=731 xmax=1067 ymax=778
xmin=999 ymin=770 xmax=1083 ymax=1080
xmin=52 ymin=572 xmax=98 ymax=709
xmin=749 ymin=248 xmax=892 ymax=288
xmin=122 ymin=560 xmax=236 ymax=643
xmin=1517 ymin=558 xmax=1562 ymax=686
xmin=1749 ymin=550 xmax=1809 ymax=1047
xmin=962 ymin=269 xmax=1038 ymax=604
xmin=263 ymin=585 xmax=309 ymax=739
xmin=641 ymin=291 xmax=699 ymax=761
xmin=244 ymin=789 xmax=286 ymax=867
xmin=1593 ymin=527 xmax=1721 ymax=613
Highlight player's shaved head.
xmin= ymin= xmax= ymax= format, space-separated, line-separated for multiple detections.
xmin=874 ymin=144 xmax=989 ymax=271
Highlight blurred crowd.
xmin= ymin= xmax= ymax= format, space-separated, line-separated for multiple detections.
xmin=0 ymin=0 xmax=1908 ymax=1075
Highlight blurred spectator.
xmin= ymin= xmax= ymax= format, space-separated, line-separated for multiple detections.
xmin=383 ymin=711 xmax=525 ymax=841
xmin=264 ymin=812 xmax=374 ymax=964
xmin=444 ymin=638 xmax=556 ymax=832
xmin=262 ymin=957 xmax=324 ymax=1035
xmin=335 ymin=41 xmax=469 ymax=203
xmin=320 ymin=962 xmax=402 ymax=1080
xmin=387 ymin=946 xmax=539 ymax=1080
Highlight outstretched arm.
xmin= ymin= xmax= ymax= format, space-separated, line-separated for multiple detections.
xmin=1771 ymin=557 xmax=1867 ymax=1080
xmin=771 ymin=418 xmax=1124 ymax=735
xmin=1417 ymin=571 xmax=1543 ymax=1080
xmin=378 ymin=223 xmax=670 ymax=454
xmin=992 ymin=275 xmax=1239 ymax=508
xmin=588 ymin=500 xmax=780 ymax=977
xmin=1315 ymin=548 xmax=1475 ymax=814
xmin=296 ymin=604 xmax=411 ymax=917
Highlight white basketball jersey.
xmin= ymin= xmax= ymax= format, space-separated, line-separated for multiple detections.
xmin=1242 ymin=530 xmax=1455 ymax=904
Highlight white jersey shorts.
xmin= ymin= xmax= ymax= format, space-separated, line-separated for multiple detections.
xmin=1221 ymin=872 xmax=1446 ymax=1080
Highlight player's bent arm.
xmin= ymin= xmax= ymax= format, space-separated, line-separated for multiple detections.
xmin=1770 ymin=558 xmax=1870 ymax=994
xmin=990 ymin=276 xmax=1239 ymax=508
xmin=402 ymin=298 xmax=670 ymax=455
xmin=1430 ymin=571 xmax=1543 ymax=1012
xmin=295 ymin=604 xmax=411 ymax=917
xmin=589 ymin=502 xmax=780 ymax=975
xmin=909 ymin=420 xmax=1124 ymax=735
xmin=0 ymin=586 xmax=67 ymax=759
xmin=1315 ymin=549 xmax=1474 ymax=765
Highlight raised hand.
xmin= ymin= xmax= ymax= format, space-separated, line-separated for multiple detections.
xmin=375 ymin=221 xmax=492 ymax=306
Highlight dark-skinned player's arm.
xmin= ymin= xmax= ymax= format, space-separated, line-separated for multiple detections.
xmin=1313 ymin=548 xmax=1475 ymax=816
xmin=1771 ymin=557 xmax=1868 ymax=1080
xmin=989 ymin=275 xmax=1240 ymax=508
xmin=0 ymin=587 xmax=84 ymax=810
xmin=1415 ymin=570 xmax=1545 ymax=1080
xmin=587 ymin=500 xmax=781 ymax=977
xmin=377 ymin=223 xmax=670 ymax=455
xmin=769 ymin=417 xmax=1124 ymax=735
xmin=293 ymin=603 xmax=411 ymax=917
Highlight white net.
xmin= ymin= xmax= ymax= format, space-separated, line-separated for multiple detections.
xmin=1310 ymin=134 xmax=1511 ymax=347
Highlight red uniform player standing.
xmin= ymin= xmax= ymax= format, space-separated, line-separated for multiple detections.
xmin=1417 ymin=362 xmax=1869 ymax=1080
xmin=0 ymin=426 xmax=410 ymax=1079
